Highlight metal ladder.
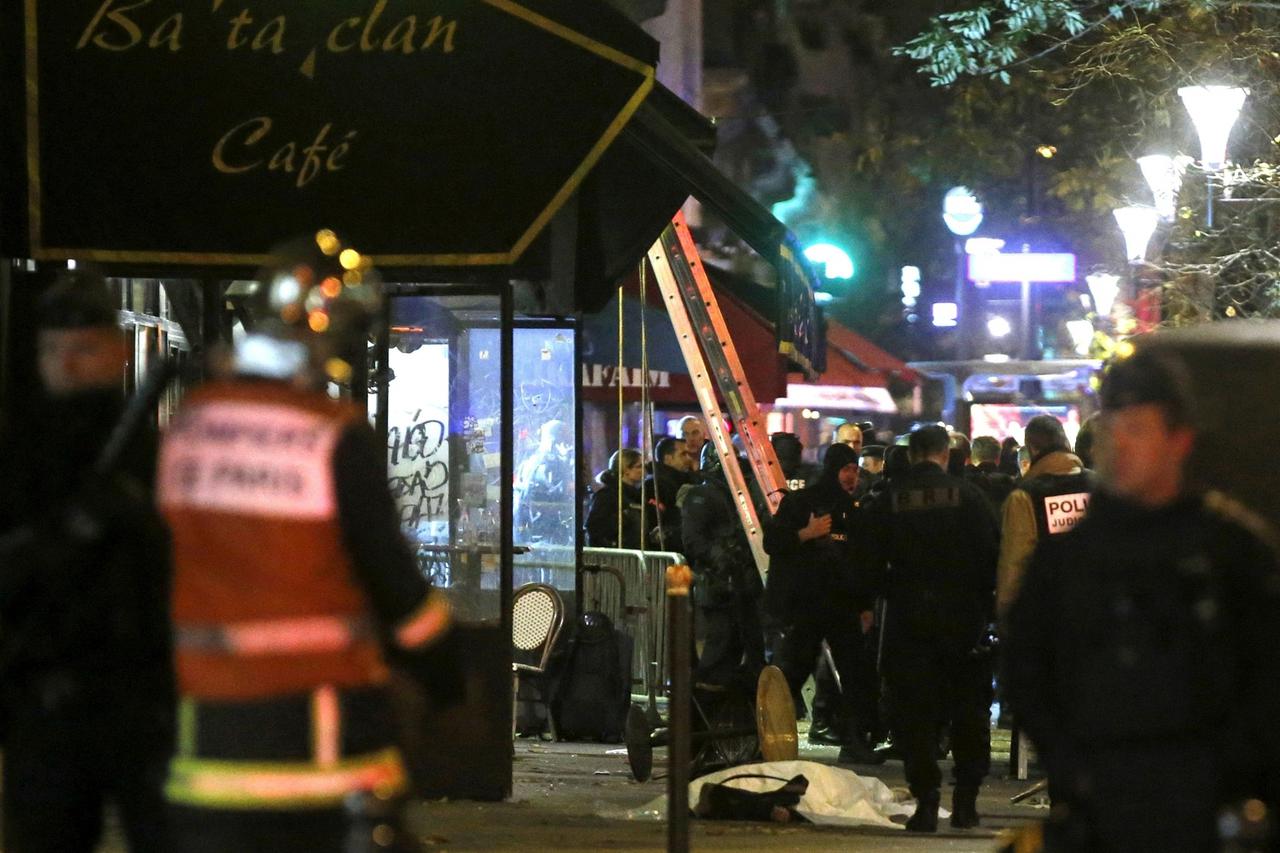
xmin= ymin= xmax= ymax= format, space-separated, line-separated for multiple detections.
xmin=647 ymin=211 xmax=787 ymax=581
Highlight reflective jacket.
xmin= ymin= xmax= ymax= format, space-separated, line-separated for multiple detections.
xmin=157 ymin=380 xmax=434 ymax=810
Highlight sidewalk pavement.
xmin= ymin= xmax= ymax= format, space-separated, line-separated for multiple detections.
xmin=406 ymin=724 xmax=1050 ymax=851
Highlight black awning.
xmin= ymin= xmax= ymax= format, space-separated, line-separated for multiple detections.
xmin=572 ymin=85 xmax=824 ymax=376
xmin=622 ymin=98 xmax=788 ymax=259
xmin=4 ymin=0 xmax=658 ymax=268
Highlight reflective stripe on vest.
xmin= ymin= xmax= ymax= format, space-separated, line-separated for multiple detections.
xmin=165 ymin=748 xmax=406 ymax=810
xmin=176 ymin=616 xmax=374 ymax=656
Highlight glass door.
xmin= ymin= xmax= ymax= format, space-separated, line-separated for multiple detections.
xmin=372 ymin=285 xmax=513 ymax=800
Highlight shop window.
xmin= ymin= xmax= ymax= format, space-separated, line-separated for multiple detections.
xmin=375 ymin=294 xmax=508 ymax=623
xmin=510 ymin=326 xmax=576 ymax=589
xmin=107 ymin=278 xmax=198 ymax=424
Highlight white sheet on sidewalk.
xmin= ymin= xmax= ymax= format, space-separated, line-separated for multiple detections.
xmin=606 ymin=760 xmax=939 ymax=829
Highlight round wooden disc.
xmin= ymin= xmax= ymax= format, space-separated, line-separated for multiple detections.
xmin=755 ymin=665 xmax=798 ymax=762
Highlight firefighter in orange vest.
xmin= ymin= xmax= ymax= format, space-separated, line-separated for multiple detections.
xmin=156 ymin=233 xmax=452 ymax=852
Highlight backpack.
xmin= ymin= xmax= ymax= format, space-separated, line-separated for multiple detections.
xmin=550 ymin=610 xmax=632 ymax=742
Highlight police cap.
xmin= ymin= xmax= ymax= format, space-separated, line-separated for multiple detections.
xmin=1100 ymin=346 xmax=1199 ymax=428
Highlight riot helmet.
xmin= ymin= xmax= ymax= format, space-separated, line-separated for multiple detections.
xmin=234 ymin=231 xmax=381 ymax=386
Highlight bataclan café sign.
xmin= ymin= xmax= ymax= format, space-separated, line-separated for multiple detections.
xmin=6 ymin=1 xmax=655 ymax=266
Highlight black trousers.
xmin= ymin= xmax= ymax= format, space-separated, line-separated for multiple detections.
xmin=774 ymin=605 xmax=873 ymax=738
xmin=812 ymin=630 xmax=882 ymax=740
xmin=2 ymin=689 xmax=171 ymax=853
xmin=696 ymin=593 xmax=765 ymax=687
xmin=883 ymin=638 xmax=993 ymax=798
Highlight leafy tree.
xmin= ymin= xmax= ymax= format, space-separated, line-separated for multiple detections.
xmin=899 ymin=0 xmax=1280 ymax=332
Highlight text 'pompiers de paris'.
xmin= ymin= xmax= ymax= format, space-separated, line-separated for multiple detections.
xmin=73 ymin=0 xmax=459 ymax=189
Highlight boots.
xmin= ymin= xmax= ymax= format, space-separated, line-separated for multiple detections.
xmin=950 ymin=785 xmax=981 ymax=829
xmin=836 ymin=737 xmax=884 ymax=765
xmin=905 ymin=791 xmax=939 ymax=833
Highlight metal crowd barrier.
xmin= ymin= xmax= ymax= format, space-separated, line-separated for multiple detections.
xmin=512 ymin=544 xmax=577 ymax=591
xmin=581 ymin=547 xmax=685 ymax=697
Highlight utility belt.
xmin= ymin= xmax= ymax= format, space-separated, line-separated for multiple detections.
xmin=167 ymin=684 xmax=405 ymax=810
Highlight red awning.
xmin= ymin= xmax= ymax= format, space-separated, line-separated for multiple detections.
xmin=782 ymin=319 xmax=920 ymax=407
xmin=820 ymin=321 xmax=921 ymax=385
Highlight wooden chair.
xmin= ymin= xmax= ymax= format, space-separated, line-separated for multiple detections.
xmin=512 ymin=583 xmax=565 ymax=740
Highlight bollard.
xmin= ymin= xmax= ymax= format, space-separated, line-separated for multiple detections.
xmin=666 ymin=564 xmax=693 ymax=853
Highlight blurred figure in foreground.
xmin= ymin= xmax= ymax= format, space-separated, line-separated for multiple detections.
xmin=157 ymin=235 xmax=454 ymax=852
xmin=1004 ymin=349 xmax=1280 ymax=852
xmin=0 ymin=270 xmax=174 ymax=852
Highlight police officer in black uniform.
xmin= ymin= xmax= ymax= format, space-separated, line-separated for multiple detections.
xmin=861 ymin=423 xmax=1001 ymax=831
xmin=771 ymin=432 xmax=821 ymax=492
xmin=1004 ymin=349 xmax=1280 ymax=852
xmin=0 ymin=270 xmax=174 ymax=852
xmin=764 ymin=442 xmax=880 ymax=764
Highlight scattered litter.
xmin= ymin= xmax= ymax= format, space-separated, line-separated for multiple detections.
xmin=604 ymin=748 xmax=628 ymax=756
xmin=593 ymin=770 xmax=611 ymax=776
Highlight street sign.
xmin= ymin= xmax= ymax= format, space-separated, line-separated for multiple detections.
xmin=968 ymin=252 xmax=1077 ymax=283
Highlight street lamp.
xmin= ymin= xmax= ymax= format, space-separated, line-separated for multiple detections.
xmin=1085 ymin=272 xmax=1121 ymax=321
xmin=1066 ymin=319 xmax=1094 ymax=356
xmin=943 ymin=187 xmax=983 ymax=359
xmin=1136 ymin=155 xmax=1183 ymax=222
xmin=1113 ymin=206 xmax=1158 ymax=324
xmin=1113 ymin=206 xmax=1160 ymax=264
xmin=1178 ymin=85 xmax=1248 ymax=226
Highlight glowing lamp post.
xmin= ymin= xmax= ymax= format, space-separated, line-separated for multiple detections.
xmin=1114 ymin=206 xmax=1160 ymax=264
xmin=1066 ymin=319 xmax=1095 ymax=356
xmin=943 ymin=187 xmax=983 ymax=358
xmin=1086 ymin=272 xmax=1121 ymax=321
xmin=1178 ymin=85 xmax=1248 ymax=227
xmin=1136 ymin=155 xmax=1183 ymax=222
xmin=1113 ymin=206 xmax=1159 ymax=323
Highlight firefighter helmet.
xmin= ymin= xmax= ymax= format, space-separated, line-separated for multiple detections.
xmin=235 ymin=231 xmax=381 ymax=386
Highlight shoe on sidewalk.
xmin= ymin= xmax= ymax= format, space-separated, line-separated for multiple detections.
xmin=836 ymin=738 xmax=885 ymax=765
xmin=950 ymin=785 xmax=980 ymax=829
xmin=807 ymin=722 xmax=844 ymax=745
xmin=905 ymin=791 xmax=939 ymax=833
